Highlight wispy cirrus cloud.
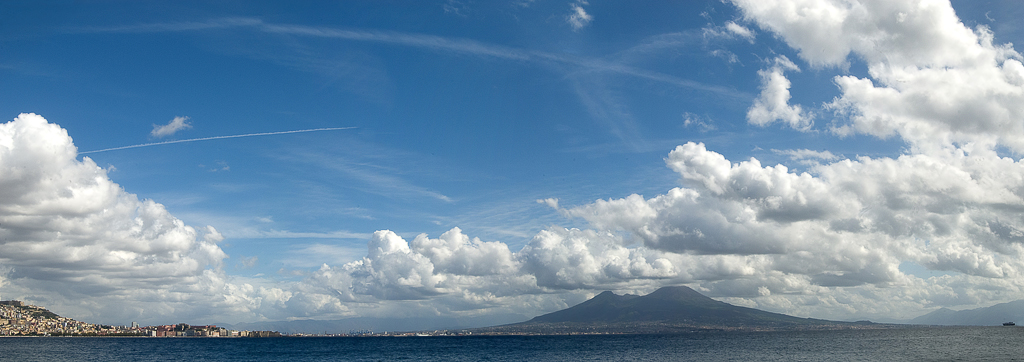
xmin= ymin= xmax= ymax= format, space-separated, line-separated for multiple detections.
xmin=281 ymin=243 xmax=366 ymax=268
xmin=70 ymin=17 xmax=749 ymax=151
xmin=80 ymin=127 xmax=356 ymax=154
xmin=567 ymin=1 xmax=593 ymax=31
xmin=69 ymin=17 xmax=263 ymax=33
xmin=262 ymin=22 xmax=746 ymax=99
xmin=284 ymin=149 xmax=454 ymax=203
xmin=772 ymin=148 xmax=839 ymax=162
xmin=236 ymin=256 xmax=259 ymax=269
xmin=245 ymin=229 xmax=372 ymax=240
xmin=703 ymin=21 xmax=756 ymax=43
xmin=772 ymin=148 xmax=840 ymax=166
xmin=68 ymin=18 xmax=748 ymax=101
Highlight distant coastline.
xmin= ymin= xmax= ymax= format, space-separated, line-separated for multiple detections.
xmin=0 ymin=300 xmax=280 ymax=337
xmin=5 ymin=290 xmax=1020 ymax=338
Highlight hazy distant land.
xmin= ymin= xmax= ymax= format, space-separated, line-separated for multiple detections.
xmin=6 ymin=286 xmax=1023 ymax=336
xmin=217 ymin=286 xmax=1024 ymax=335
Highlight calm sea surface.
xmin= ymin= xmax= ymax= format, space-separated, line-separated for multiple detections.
xmin=1 ymin=326 xmax=1022 ymax=361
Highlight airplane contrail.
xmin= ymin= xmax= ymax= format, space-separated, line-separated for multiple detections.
xmin=79 ymin=127 xmax=356 ymax=155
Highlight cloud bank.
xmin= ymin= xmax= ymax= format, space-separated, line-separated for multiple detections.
xmin=0 ymin=114 xmax=232 ymax=322
xmin=733 ymin=0 xmax=1024 ymax=153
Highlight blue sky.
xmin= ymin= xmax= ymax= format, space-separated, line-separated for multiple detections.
xmin=3 ymin=0 xmax=1024 ymax=326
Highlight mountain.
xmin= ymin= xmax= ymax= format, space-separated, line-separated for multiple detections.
xmin=911 ymin=300 xmax=1024 ymax=326
xmin=220 ymin=313 xmax=528 ymax=334
xmin=473 ymin=286 xmax=876 ymax=334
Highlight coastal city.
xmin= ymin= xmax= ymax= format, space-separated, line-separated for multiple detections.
xmin=0 ymin=300 xmax=475 ymax=337
xmin=0 ymin=301 xmax=280 ymax=337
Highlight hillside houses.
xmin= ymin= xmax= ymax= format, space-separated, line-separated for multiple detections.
xmin=0 ymin=301 xmax=279 ymax=337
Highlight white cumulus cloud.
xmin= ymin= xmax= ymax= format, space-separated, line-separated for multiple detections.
xmin=731 ymin=0 xmax=1024 ymax=153
xmin=150 ymin=116 xmax=192 ymax=138
xmin=556 ymin=140 xmax=1024 ymax=317
xmin=0 ymin=114 xmax=240 ymax=322
xmin=748 ymin=56 xmax=813 ymax=130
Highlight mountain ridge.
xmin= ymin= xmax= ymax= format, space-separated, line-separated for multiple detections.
xmin=911 ymin=300 xmax=1024 ymax=326
xmin=472 ymin=286 xmax=879 ymax=334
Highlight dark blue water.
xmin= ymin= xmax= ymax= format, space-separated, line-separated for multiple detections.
xmin=1 ymin=326 xmax=1021 ymax=361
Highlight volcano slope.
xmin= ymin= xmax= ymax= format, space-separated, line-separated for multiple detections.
xmin=473 ymin=286 xmax=878 ymax=334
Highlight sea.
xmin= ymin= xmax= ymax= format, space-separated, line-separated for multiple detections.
xmin=1 ymin=326 xmax=1021 ymax=361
